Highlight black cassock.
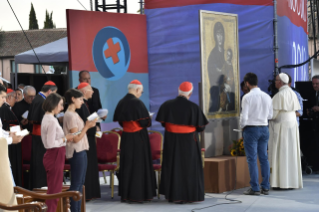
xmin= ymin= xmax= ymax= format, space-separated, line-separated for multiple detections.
xmin=76 ymin=100 xmax=101 ymax=200
xmin=12 ymin=99 xmax=32 ymax=132
xmin=27 ymin=94 xmax=47 ymax=189
xmin=156 ymin=96 xmax=208 ymax=202
xmin=0 ymin=103 xmax=22 ymax=186
xmin=113 ymin=93 xmax=156 ymax=201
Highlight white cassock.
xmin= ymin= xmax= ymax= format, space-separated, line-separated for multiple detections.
xmin=269 ymin=85 xmax=303 ymax=189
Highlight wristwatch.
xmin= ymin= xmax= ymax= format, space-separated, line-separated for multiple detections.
xmin=64 ymin=137 xmax=67 ymax=143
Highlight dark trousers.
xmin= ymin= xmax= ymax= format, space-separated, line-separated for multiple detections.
xmin=43 ymin=147 xmax=66 ymax=212
xmin=69 ymin=151 xmax=87 ymax=212
xmin=243 ymin=126 xmax=270 ymax=191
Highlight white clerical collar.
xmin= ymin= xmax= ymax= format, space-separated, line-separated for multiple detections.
xmin=279 ymin=85 xmax=289 ymax=91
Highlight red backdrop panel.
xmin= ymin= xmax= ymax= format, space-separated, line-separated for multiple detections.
xmin=277 ymin=0 xmax=307 ymax=34
xmin=67 ymin=9 xmax=148 ymax=73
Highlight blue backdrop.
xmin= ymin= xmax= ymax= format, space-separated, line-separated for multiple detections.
xmin=146 ymin=3 xmax=274 ymax=131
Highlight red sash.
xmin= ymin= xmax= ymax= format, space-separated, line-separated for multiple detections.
xmin=165 ymin=123 xmax=196 ymax=133
xmin=32 ymin=124 xmax=41 ymax=136
xmin=122 ymin=121 xmax=143 ymax=133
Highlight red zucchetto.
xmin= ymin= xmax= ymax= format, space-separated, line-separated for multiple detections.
xmin=78 ymin=82 xmax=90 ymax=89
xmin=130 ymin=80 xmax=142 ymax=85
xmin=44 ymin=81 xmax=56 ymax=86
xmin=179 ymin=82 xmax=193 ymax=92
xmin=6 ymin=88 xmax=14 ymax=94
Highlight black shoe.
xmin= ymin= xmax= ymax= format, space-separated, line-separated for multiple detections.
xmin=243 ymin=188 xmax=260 ymax=195
xmin=261 ymin=187 xmax=269 ymax=195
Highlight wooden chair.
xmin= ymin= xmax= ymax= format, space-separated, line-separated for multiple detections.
xmin=148 ymin=130 xmax=163 ymax=199
xmin=14 ymin=187 xmax=82 ymax=212
xmin=31 ymin=185 xmax=86 ymax=212
xmin=96 ymin=131 xmax=121 ymax=198
xmin=0 ymin=200 xmax=46 ymax=212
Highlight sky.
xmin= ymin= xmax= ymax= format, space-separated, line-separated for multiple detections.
xmin=0 ymin=0 xmax=140 ymax=31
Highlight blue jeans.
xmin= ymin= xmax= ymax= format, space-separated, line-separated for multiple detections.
xmin=69 ymin=151 xmax=87 ymax=212
xmin=243 ymin=126 xmax=270 ymax=191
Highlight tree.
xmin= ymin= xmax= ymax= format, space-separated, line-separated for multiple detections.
xmin=29 ymin=3 xmax=39 ymax=30
xmin=43 ymin=10 xmax=56 ymax=29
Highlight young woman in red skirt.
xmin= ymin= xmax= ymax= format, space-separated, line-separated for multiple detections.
xmin=41 ymin=93 xmax=74 ymax=212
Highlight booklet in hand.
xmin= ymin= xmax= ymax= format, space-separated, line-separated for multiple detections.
xmin=97 ymin=109 xmax=108 ymax=118
xmin=72 ymin=131 xmax=82 ymax=136
xmin=16 ymin=129 xmax=29 ymax=137
xmin=87 ymin=112 xmax=104 ymax=123
xmin=10 ymin=125 xmax=21 ymax=133
xmin=22 ymin=110 xmax=29 ymax=119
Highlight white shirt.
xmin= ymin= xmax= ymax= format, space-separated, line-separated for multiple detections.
xmin=240 ymin=87 xmax=273 ymax=129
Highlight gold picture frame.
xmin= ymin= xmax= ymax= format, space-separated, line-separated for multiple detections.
xmin=200 ymin=10 xmax=240 ymax=119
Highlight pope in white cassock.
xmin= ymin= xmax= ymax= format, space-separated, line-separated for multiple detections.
xmin=269 ymin=73 xmax=303 ymax=189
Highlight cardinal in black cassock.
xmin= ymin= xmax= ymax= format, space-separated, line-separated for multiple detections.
xmin=113 ymin=80 xmax=156 ymax=202
xmin=0 ymin=88 xmax=22 ymax=186
xmin=76 ymin=82 xmax=101 ymax=200
xmin=156 ymin=82 xmax=208 ymax=203
xmin=28 ymin=81 xmax=57 ymax=189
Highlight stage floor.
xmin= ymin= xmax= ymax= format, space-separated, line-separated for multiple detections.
xmin=85 ymin=174 xmax=319 ymax=212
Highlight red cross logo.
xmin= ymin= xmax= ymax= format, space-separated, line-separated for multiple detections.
xmin=104 ymin=38 xmax=121 ymax=64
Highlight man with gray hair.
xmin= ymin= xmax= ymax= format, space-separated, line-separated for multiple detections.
xmin=12 ymin=85 xmax=36 ymax=131
xmin=113 ymin=79 xmax=156 ymax=203
xmin=269 ymin=73 xmax=302 ymax=189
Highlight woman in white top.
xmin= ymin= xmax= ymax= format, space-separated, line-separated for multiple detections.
xmin=63 ymin=89 xmax=96 ymax=212
xmin=41 ymin=93 xmax=73 ymax=212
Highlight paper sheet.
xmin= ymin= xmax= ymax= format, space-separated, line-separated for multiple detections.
xmin=95 ymin=131 xmax=102 ymax=138
xmin=22 ymin=110 xmax=29 ymax=119
xmin=16 ymin=129 xmax=29 ymax=137
xmin=10 ymin=125 xmax=21 ymax=133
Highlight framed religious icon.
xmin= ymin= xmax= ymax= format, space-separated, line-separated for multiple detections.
xmin=200 ymin=10 xmax=240 ymax=119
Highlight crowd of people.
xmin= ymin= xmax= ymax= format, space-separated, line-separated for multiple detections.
xmin=2 ymin=70 xmax=314 ymax=211
xmin=2 ymin=70 xmax=208 ymax=211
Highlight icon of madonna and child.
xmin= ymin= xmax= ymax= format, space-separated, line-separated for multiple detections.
xmin=207 ymin=22 xmax=236 ymax=114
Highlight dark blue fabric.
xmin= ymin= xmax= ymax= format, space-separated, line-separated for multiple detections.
xmin=69 ymin=151 xmax=87 ymax=212
xmin=146 ymin=4 xmax=274 ymax=131
xmin=243 ymin=126 xmax=270 ymax=191
xmin=277 ymin=15 xmax=309 ymax=85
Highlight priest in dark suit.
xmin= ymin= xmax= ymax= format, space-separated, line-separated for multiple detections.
xmin=78 ymin=70 xmax=105 ymax=130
